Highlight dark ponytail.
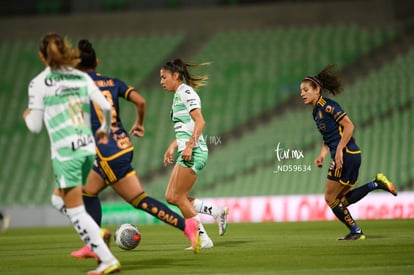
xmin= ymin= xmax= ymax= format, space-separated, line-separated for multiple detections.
xmin=162 ymin=58 xmax=209 ymax=89
xmin=303 ymin=64 xmax=344 ymax=95
xmin=77 ymin=39 xmax=97 ymax=70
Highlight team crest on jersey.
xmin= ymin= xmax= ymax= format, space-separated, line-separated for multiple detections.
xmin=325 ymin=105 xmax=334 ymax=114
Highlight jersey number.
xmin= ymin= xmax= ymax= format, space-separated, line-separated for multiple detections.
xmin=67 ymin=100 xmax=85 ymax=126
xmin=93 ymin=90 xmax=117 ymax=125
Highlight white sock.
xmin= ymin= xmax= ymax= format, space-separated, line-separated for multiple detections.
xmin=193 ymin=214 xmax=210 ymax=240
xmin=51 ymin=194 xmax=67 ymax=215
xmin=66 ymin=205 xmax=115 ymax=263
xmin=193 ymin=199 xmax=219 ymax=218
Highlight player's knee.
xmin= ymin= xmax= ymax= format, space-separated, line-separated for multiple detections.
xmin=165 ymin=195 xmax=176 ymax=205
xmin=324 ymin=194 xmax=336 ymax=205
xmin=165 ymin=192 xmax=180 ymax=206
xmin=82 ymin=185 xmax=99 ymax=197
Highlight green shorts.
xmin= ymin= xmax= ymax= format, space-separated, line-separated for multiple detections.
xmin=176 ymin=148 xmax=208 ymax=175
xmin=52 ymin=155 xmax=95 ymax=189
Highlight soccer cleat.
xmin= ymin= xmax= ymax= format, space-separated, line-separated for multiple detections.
xmin=216 ymin=206 xmax=229 ymax=236
xmin=374 ymin=173 xmax=397 ymax=196
xmin=72 ymin=228 xmax=111 ymax=260
xmin=1 ymin=215 xmax=10 ymax=232
xmin=200 ymin=237 xmax=214 ymax=249
xmin=184 ymin=218 xmax=201 ymax=254
xmin=71 ymin=244 xmax=97 ymax=259
xmin=87 ymin=259 xmax=121 ymax=275
xmin=185 ymin=237 xmax=214 ymax=250
xmin=337 ymin=231 xmax=366 ymax=241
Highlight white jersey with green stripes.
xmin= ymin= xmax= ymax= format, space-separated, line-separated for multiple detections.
xmin=171 ymin=83 xmax=208 ymax=152
xmin=28 ymin=67 xmax=99 ymax=161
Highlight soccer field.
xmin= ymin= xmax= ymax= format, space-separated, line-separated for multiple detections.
xmin=0 ymin=219 xmax=413 ymax=275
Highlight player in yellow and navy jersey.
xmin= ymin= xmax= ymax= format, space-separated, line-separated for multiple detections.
xmin=51 ymin=39 xmax=200 ymax=257
xmin=300 ymin=64 xmax=398 ymax=240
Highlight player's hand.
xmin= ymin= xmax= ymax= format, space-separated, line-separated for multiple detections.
xmin=181 ymin=146 xmax=193 ymax=162
xmin=95 ymin=129 xmax=109 ymax=144
xmin=130 ymin=124 xmax=144 ymax=137
xmin=335 ymin=149 xmax=343 ymax=169
xmin=314 ymin=155 xmax=324 ymax=168
xmin=164 ymin=147 xmax=175 ymax=166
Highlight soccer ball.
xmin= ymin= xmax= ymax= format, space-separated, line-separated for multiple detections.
xmin=114 ymin=223 xmax=141 ymax=250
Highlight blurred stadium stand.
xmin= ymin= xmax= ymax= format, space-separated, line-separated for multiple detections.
xmin=0 ymin=0 xmax=413 ymax=206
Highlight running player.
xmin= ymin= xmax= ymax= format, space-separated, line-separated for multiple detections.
xmin=161 ymin=58 xmax=229 ymax=251
xmin=53 ymin=39 xmax=201 ymax=256
xmin=300 ymin=64 xmax=397 ymax=240
xmin=23 ymin=33 xmax=120 ymax=274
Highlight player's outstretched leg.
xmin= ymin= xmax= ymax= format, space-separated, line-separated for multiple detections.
xmin=374 ymin=173 xmax=397 ymax=196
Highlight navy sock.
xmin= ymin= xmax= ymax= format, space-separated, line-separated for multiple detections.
xmin=131 ymin=192 xmax=185 ymax=231
xmin=329 ymin=199 xmax=361 ymax=233
xmin=344 ymin=182 xmax=376 ymax=206
xmin=82 ymin=192 xmax=102 ymax=226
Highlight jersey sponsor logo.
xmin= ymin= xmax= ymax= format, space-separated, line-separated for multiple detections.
xmin=187 ymin=98 xmax=198 ymax=107
xmin=45 ymin=74 xmax=83 ymax=86
xmin=71 ymin=134 xmax=94 ymax=151
xmin=55 ymin=86 xmax=81 ymax=96
xmin=113 ymin=132 xmax=132 ymax=149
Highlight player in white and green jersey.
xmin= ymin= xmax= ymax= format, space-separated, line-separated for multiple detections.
xmin=23 ymin=33 xmax=120 ymax=274
xmin=171 ymin=83 xmax=208 ymax=174
xmin=161 ymin=58 xmax=229 ymax=252
xmin=27 ymin=68 xmax=103 ymax=166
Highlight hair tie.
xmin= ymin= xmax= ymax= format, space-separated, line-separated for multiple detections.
xmin=304 ymin=76 xmax=323 ymax=89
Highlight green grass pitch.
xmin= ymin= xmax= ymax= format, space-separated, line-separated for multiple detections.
xmin=0 ymin=219 xmax=413 ymax=274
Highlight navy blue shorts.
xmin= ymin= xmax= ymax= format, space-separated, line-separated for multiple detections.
xmin=327 ymin=151 xmax=361 ymax=186
xmin=92 ymin=151 xmax=135 ymax=185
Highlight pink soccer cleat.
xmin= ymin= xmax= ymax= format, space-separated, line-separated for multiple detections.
xmin=184 ymin=218 xmax=201 ymax=254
